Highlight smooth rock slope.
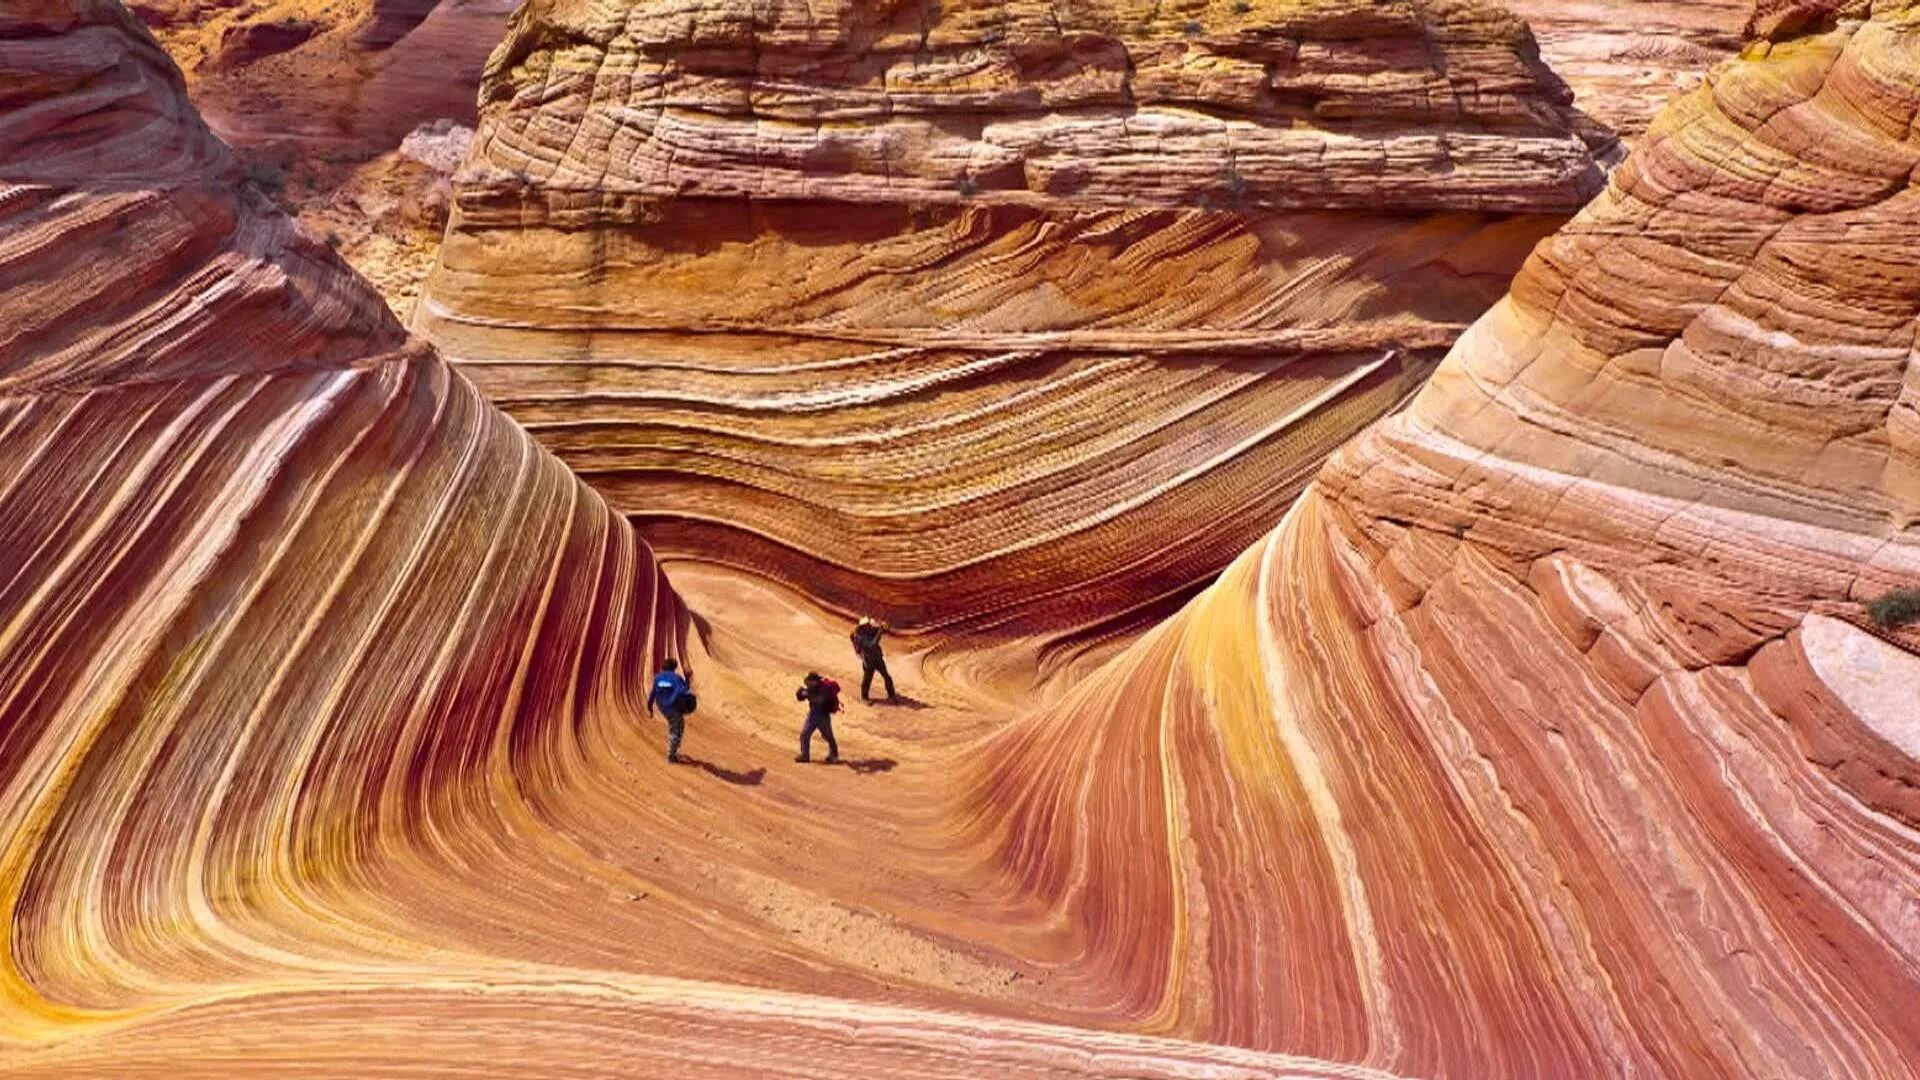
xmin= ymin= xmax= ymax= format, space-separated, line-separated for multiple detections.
xmin=417 ymin=0 xmax=1609 ymax=639
xmin=966 ymin=2 xmax=1920 ymax=1074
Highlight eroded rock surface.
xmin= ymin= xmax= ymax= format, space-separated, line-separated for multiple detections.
xmin=1507 ymin=0 xmax=1749 ymax=138
xmin=130 ymin=0 xmax=516 ymax=316
xmin=968 ymin=3 xmax=1920 ymax=1074
xmin=420 ymin=0 xmax=1610 ymax=639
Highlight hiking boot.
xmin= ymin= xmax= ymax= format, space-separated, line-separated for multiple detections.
xmin=824 ymin=754 xmax=840 ymax=764
xmin=794 ymin=755 xmax=809 ymax=763
xmin=667 ymin=754 xmax=681 ymax=764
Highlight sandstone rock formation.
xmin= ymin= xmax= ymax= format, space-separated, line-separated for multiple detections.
xmin=966 ymin=2 xmax=1920 ymax=1074
xmin=0 ymin=7 xmax=1423 ymax=1077
xmin=1505 ymin=0 xmax=1748 ymax=138
xmin=130 ymin=0 xmax=516 ymax=317
xmin=9 ymin=2 xmax=1919 ymax=1078
xmin=418 ymin=0 xmax=1610 ymax=638
xmin=133 ymin=0 xmax=511 ymax=153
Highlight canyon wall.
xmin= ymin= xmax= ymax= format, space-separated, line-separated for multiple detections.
xmin=967 ymin=1 xmax=1920 ymax=1074
xmin=417 ymin=0 xmax=1610 ymax=638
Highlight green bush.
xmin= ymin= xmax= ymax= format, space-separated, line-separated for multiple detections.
xmin=245 ymin=162 xmax=285 ymax=194
xmin=1866 ymin=588 xmax=1920 ymax=630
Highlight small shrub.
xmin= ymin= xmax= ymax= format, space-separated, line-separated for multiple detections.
xmin=1182 ymin=20 xmax=1203 ymax=37
xmin=245 ymin=162 xmax=285 ymax=194
xmin=325 ymin=230 xmax=344 ymax=249
xmin=1233 ymin=0 xmax=1252 ymax=12
xmin=1866 ymin=587 xmax=1920 ymax=630
xmin=1222 ymin=166 xmax=1248 ymax=204
xmin=956 ymin=176 xmax=977 ymax=197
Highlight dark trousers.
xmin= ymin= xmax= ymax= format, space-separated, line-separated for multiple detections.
xmin=799 ymin=711 xmax=838 ymax=760
xmin=861 ymin=656 xmax=895 ymax=700
xmin=664 ymin=710 xmax=685 ymax=760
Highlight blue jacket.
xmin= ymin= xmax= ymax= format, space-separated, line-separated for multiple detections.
xmin=650 ymin=671 xmax=689 ymax=714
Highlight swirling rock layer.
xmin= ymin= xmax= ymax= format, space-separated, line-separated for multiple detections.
xmin=0 ymin=7 xmax=1424 ymax=1078
xmin=418 ymin=0 xmax=1607 ymax=636
xmin=967 ymin=3 xmax=1920 ymax=1075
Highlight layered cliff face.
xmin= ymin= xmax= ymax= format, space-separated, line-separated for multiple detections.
xmin=12 ymin=2 xmax=1919 ymax=1078
xmin=418 ymin=0 xmax=1610 ymax=638
xmin=967 ymin=3 xmax=1920 ymax=1075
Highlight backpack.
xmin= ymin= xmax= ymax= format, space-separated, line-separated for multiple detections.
xmin=653 ymin=674 xmax=694 ymax=715
xmin=818 ymin=677 xmax=842 ymax=713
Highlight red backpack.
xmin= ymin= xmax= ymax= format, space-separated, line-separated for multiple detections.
xmin=818 ymin=677 xmax=843 ymax=713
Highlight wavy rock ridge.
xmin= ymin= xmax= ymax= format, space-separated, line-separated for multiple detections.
xmin=9 ymin=2 xmax=1920 ymax=1078
xmin=968 ymin=3 xmax=1920 ymax=1075
xmin=1 ymin=0 xmax=687 ymax=1054
xmin=418 ymin=0 xmax=1609 ymax=638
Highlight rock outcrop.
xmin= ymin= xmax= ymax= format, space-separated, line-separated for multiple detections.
xmin=0 ymin=7 xmax=1435 ymax=1078
xmin=418 ymin=0 xmax=1610 ymax=638
xmin=129 ymin=0 xmax=516 ymax=318
xmin=966 ymin=3 xmax=1920 ymax=1074
xmin=132 ymin=0 xmax=512 ymax=154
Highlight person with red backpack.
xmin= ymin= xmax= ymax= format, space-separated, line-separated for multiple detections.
xmin=794 ymin=671 xmax=841 ymax=764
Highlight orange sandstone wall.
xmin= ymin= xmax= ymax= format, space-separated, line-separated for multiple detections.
xmin=965 ymin=3 xmax=1920 ymax=1074
xmin=417 ymin=0 xmax=1611 ymax=638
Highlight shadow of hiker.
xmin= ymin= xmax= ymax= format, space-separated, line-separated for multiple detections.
xmin=685 ymin=758 xmax=766 ymax=786
xmin=834 ymin=758 xmax=897 ymax=775
xmin=866 ymin=694 xmax=933 ymax=711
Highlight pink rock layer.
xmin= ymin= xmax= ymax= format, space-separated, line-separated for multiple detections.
xmin=417 ymin=0 xmax=1609 ymax=640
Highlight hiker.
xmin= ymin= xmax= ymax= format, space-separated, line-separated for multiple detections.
xmin=794 ymin=671 xmax=841 ymax=764
xmin=647 ymin=658 xmax=695 ymax=763
xmin=850 ymin=616 xmax=897 ymax=702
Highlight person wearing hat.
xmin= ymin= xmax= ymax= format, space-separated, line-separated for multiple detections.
xmin=850 ymin=616 xmax=897 ymax=703
xmin=794 ymin=671 xmax=841 ymax=763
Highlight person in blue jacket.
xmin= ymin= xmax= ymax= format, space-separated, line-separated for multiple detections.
xmin=647 ymin=658 xmax=693 ymax=763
